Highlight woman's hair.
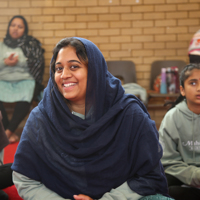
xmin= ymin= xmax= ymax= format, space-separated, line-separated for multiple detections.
xmin=6 ymin=15 xmax=28 ymax=38
xmin=167 ymin=63 xmax=200 ymax=110
xmin=50 ymin=37 xmax=88 ymax=78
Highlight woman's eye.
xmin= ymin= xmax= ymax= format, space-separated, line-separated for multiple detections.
xmin=190 ymin=82 xmax=196 ymax=85
xmin=55 ymin=67 xmax=63 ymax=72
xmin=70 ymin=65 xmax=79 ymax=70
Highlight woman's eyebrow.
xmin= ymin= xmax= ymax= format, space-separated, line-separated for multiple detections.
xmin=55 ymin=62 xmax=61 ymax=66
xmin=68 ymin=60 xmax=81 ymax=64
xmin=55 ymin=60 xmax=82 ymax=66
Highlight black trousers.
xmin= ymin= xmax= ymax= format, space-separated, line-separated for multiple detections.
xmin=0 ymin=163 xmax=13 ymax=189
xmin=166 ymin=173 xmax=200 ymax=200
xmin=0 ymin=82 xmax=43 ymax=135
xmin=0 ymin=101 xmax=31 ymax=134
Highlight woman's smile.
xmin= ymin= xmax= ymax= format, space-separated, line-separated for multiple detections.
xmin=62 ymin=82 xmax=77 ymax=91
xmin=63 ymin=82 xmax=77 ymax=88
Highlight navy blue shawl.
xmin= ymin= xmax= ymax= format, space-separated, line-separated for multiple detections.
xmin=12 ymin=38 xmax=168 ymax=199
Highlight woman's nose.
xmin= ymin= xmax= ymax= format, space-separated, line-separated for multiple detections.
xmin=61 ymin=67 xmax=72 ymax=79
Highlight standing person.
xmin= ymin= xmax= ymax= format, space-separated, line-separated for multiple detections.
xmin=12 ymin=37 xmax=171 ymax=200
xmin=159 ymin=63 xmax=200 ymax=200
xmin=0 ymin=15 xmax=45 ymax=143
xmin=0 ymin=111 xmax=13 ymax=200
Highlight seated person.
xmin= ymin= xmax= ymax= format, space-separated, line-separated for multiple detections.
xmin=159 ymin=63 xmax=200 ymax=200
xmin=0 ymin=15 xmax=45 ymax=143
xmin=12 ymin=37 xmax=172 ymax=200
xmin=115 ymin=75 xmax=148 ymax=105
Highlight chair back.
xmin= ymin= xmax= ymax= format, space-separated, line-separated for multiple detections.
xmin=106 ymin=60 xmax=137 ymax=84
xmin=150 ymin=60 xmax=186 ymax=90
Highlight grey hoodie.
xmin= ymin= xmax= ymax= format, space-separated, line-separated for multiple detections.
xmin=159 ymin=100 xmax=200 ymax=187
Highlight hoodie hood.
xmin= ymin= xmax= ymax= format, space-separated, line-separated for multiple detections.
xmin=176 ymin=100 xmax=200 ymax=120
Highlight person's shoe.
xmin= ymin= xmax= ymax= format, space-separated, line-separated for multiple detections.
xmin=9 ymin=133 xmax=19 ymax=143
xmin=0 ymin=190 xmax=9 ymax=200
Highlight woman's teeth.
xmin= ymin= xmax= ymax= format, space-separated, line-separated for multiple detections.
xmin=63 ymin=83 xmax=76 ymax=87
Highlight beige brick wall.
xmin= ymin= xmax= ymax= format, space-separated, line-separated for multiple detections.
xmin=0 ymin=0 xmax=198 ymax=90
xmin=148 ymin=108 xmax=168 ymax=130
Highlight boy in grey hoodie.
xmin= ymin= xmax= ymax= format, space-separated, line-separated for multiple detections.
xmin=159 ymin=63 xmax=200 ymax=200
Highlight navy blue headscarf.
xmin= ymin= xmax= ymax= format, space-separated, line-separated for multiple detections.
xmin=12 ymin=38 xmax=168 ymax=199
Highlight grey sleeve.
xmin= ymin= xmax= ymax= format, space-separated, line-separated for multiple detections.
xmin=0 ymin=43 xmax=6 ymax=70
xmin=13 ymin=171 xmax=70 ymax=200
xmin=99 ymin=182 xmax=143 ymax=200
xmin=0 ymin=43 xmax=27 ymax=68
xmin=13 ymin=171 xmax=143 ymax=200
xmin=0 ymin=149 xmax=3 ymax=165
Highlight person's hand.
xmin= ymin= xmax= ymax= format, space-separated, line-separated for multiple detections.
xmin=4 ymin=53 xmax=18 ymax=66
xmin=73 ymin=194 xmax=93 ymax=200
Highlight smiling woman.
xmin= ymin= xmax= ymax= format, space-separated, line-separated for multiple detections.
xmin=11 ymin=37 xmax=172 ymax=200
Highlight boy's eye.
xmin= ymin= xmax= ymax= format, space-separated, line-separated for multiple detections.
xmin=190 ymin=82 xmax=196 ymax=85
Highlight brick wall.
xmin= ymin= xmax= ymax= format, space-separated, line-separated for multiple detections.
xmin=0 ymin=0 xmax=199 ymax=128
xmin=0 ymin=0 xmax=198 ymax=87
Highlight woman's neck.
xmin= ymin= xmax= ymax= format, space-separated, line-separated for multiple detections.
xmin=68 ymin=102 xmax=85 ymax=115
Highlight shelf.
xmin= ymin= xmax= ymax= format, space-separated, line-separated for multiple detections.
xmin=147 ymin=90 xmax=179 ymax=109
xmin=148 ymin=93 xmax=179 ymax=98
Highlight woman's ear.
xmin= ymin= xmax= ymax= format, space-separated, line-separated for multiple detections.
xmin=180 ymin=85 xmax=185 ymax=97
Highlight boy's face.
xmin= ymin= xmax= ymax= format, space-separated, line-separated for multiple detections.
xmin=180 ymin=69 xmax=200 ymax=113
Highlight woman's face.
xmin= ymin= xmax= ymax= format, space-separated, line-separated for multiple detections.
xmin=55 ymin=46 xmax=88 ymax=106
xmin=9 ymin=18 xmax=25 ymax=39
xmin=180 ymin=69 xmax=200 ymax=112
